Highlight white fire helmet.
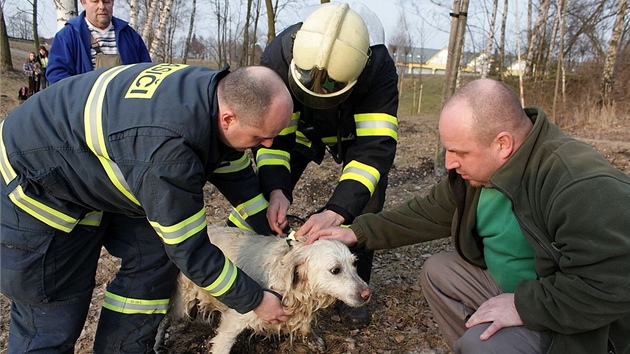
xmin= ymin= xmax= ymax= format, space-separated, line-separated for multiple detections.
xmin=289 ymin=3 xmax=370 ymax=109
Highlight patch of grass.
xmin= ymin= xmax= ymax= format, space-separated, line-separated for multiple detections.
xmin=397 ymin=74 xmax=445 ymax=118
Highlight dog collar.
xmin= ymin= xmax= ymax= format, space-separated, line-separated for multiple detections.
xmin=286 ymin=230 xmax=297 ymax=248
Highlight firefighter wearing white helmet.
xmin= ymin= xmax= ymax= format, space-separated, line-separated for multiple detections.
xmin=256 ymin=2 xmax=399 ymax=328
xmin=288 ymin=3 xmax=370 ymax=109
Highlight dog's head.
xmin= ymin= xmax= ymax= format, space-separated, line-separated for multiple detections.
xmin=274 ymin=239 xmax=372 ymax=314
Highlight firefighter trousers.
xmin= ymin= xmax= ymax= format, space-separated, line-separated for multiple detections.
xmin=1 ymin=194 xmax=179 ymax=354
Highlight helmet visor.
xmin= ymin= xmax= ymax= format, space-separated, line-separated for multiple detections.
xmin=293 ymin=66 xmax=349 ymax=95
xmin=288 ymin=62 xmax=355 ymax=109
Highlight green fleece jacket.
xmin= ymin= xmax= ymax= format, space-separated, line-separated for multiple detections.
xmin=351 ymin=107 xmax=630 ymax=354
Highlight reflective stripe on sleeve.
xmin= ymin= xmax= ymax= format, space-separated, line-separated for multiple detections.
xmin=339 ymin=160 xmax=380 ymax=195
xmin=84 ymin=65 xmax=141 ymax=206
xmin=255 ymin=148 xmax=290 ymax=171
xmin=78 ymin=211 xmax=103 ymax=226
xmin=203 ymin=255 xmax=238 ymax=297
xmin=228 ymin=193 xmax=268 ymax=231
xmin=149 ymin=208 xmax=207 ymax=245
xmin=0 ymin=120 xmax=17 ymax=184
xmin=278 ymin=112 xmax=299 ymax=136
xmin=214 ymin=153 xmax=251 ymax=174
xmin=354 ymin=113 xmax=399 ymax=140
xmin=102 ymin=291 xmax=169 ymax=314
xmin=295 ymin=131 xmax=312 ymax=147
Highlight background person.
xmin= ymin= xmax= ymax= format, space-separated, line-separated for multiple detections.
xmin=255 ymin=2 xmax=399 ymax=328
xmin=47 ymin=0 xmax=150 ymax=84
xmin=22 ymin=51 xmax=40 ymax=96
xmin=1 ymin=63 xmax=293 ymax=353
xmin=37 ymin=46 xmax=49 ymax=89
xmin=306 ymin=78 xmax=630 ymax=354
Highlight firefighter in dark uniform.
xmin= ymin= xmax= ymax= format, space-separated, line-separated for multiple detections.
xmin=256 ymin=3 xmax=399 ymax=328
xmin=0 ymin=63 xmax=293 ymax=353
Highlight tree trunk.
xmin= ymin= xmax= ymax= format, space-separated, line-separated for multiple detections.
xmin=55 ymin=0 xmax=77 ymax=30
xmin=242 ymin=0 xmax=253 ymax=66
xmin=265 ymin=0 xmax=276 ymax=44
xmin=30 ymin=0 xmax=40 ymax=50
xmin=482 ymin=0 xmax=498 ymax=78
xmin=250 ymin=0 xmax=261 ymax=64
xmin=182 ymin=0 xmax=196 ymax=64
xmin=552 ymin=0 xmax=567 ymax=122
xmin=142 ymin=0 xmax=160 ymax=45
xmin=435 ymin=0 xmax=469 ymax=176
xmin=525 ymin=0 xmax=550 ymax=76
xmin=149 ymin=0 xmax=174 ymax=62
xmin=498 ymin=0 xmax=508 ymax=81
xmin=544 ymin=2 xmax=561 ymax=71
xmin=1 ymin=6 xmax=13 ymax=72
xmin=600 ymin=0 xmax=627 ymax=105
xmin=129 ymin=0 xmax=139 ymax=29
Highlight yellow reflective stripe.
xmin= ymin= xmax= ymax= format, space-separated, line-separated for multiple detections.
xmin=204 ymin=256 xmax=238 ymax=296
xmin=339 ymin=160 xmax=380 ymax=194
xmin=214 ymin=153 xmax=250 ymax=174
xmin=150 ymin=208 xmax=207 ymax=245
xmin=295 ymin=131 xmax=312 ymax=147
xmin=255 ymin=148 xmax=290 ymax=170
xmin=354 ymin=113 xmax=399 ymax=140
xmin=0 ymin=120 xmax=17 ymax=184
xmin=78 ymin=211 xmax=103 ymax=226
xmin=84 ymin=65 xmax=140 ymax=206
xmin=102 ymin=291 xmax=169 ymax=314
xmin=8 ymin=185 xmax=78 ymax=232
xmin=228 ymin=210 xmax=253 ymax=231
xmin=279 ymin=112 xmax=299 ymax=136
xmin=233 ymin=193 xmax=268 ymax=220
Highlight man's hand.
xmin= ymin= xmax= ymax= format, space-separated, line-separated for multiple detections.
xmin=465 ymin=293 xmax=523 ymax=341
xmin=304 ymin=226 xmax=359 ymax=246
xmin=253 ymin=290 xmax=291 ymax=324
xmin=295 ymin=210 xmax=345 ymax=237
xmin=267 ymin=189 xmax=290 ymax=235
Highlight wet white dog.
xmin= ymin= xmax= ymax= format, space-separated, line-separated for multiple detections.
xmin=160 ymin=226 xmax=372 ymax=354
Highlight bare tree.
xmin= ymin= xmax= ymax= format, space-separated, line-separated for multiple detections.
xmin=436 ymin=0 xmax=469 ymax=176
xmin=1 ymin=5 xmax=13 ymax=72
xmin=498 ymin=0 xmax=508 ymax=81
xmin=128 ymin=0 xmax=139 ymax=29
xmin=600 ymin=0 xmax=627 ymax=104
xmin=142 ymin=0 xmax=159 ymax=44
xmin=482 ymin=0 xmax=498 ymax=78
xmin=181 ymin=0 xmax=196 ymax=64
xmin=241 ymin=0 xmax=253 ymax=66
xmin=552 ymin=0 xmax=567 ymax=121
xmin=149 ymin=0 xmax=173 ymax=61
xmin=525 ymin=0 xmax=551 ymax=76
xmin=55 ymin=0 xmax=77 ymax=30
xmin=264 ymin=0 xmax=276 ymax=44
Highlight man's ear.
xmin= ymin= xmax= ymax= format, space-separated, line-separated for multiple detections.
xmin=219 ymin=111 xmax=236 ymax=130
xmin=496 ymin=132 xmax=515 ymax=159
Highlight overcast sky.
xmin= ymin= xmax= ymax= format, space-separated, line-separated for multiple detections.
xmin=3 ymin=0 xmax=527 ymax=51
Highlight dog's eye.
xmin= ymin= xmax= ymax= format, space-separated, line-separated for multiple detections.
xmin=331 ymin=267 xmax=341 ymax=275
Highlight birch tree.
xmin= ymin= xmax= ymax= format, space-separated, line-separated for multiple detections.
xmin=525 ymin=0 xmax=550 ymax=76
xmin=149 ymin=0 xmax=173 ymax=61
xmin=498 ymin=0 xmax=508 ymax=81
xmin=600 ymin=0 xmax=627 ymax=105
xmin=128 ymin=0 xmax=139 ymax=29
xmin=142 ymin=0 xmax=159 ymax=44
xmin=482 ymin=0 xmax=498 ymax=78
xmin=55 ymin=0 xmax=77 ymax=30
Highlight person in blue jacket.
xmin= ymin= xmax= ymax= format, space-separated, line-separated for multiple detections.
xmin=47 ymin=0 xmax=150 ymax=84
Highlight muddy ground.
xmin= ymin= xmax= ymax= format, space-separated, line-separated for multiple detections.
xmin=1 ymin=62 xmax=630 ymax=353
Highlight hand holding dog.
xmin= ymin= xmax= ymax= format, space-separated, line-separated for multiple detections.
xmin=267 ymin=189 xmax=291 ymax=235
xmin=296 ymin=210 xmax=345 ymax=237
xmin=254 ymin=290 xmax=292 ymax=324
xmin=304 ymin=226 xmax=358 ymax=246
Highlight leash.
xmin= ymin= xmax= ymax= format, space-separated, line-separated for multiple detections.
xmin=262 ymin=288 xmax=283 ymax=301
